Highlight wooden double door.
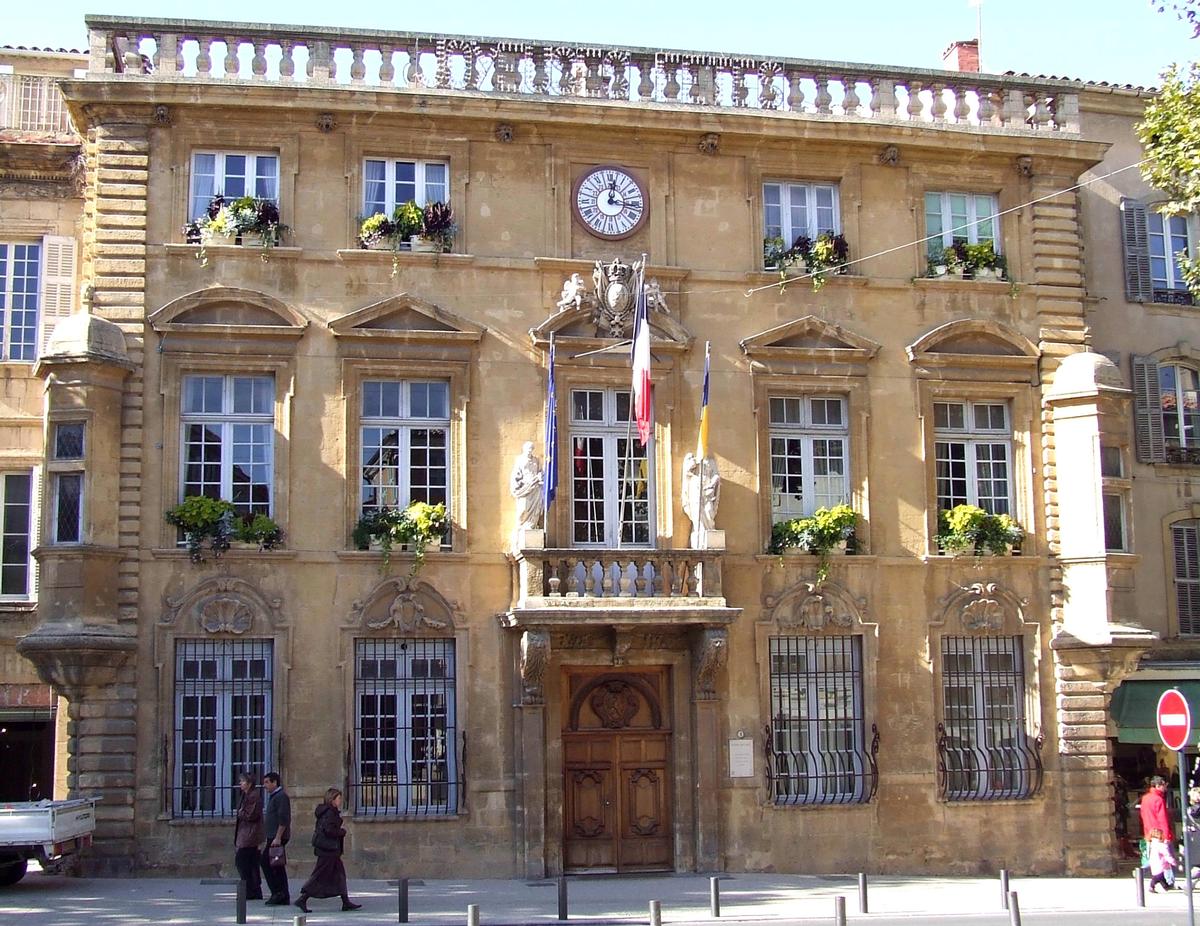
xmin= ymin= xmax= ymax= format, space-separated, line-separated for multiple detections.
xmin=562 ymin=668 xmax=672 ymax=872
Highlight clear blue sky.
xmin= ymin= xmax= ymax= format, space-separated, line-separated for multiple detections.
xmin=5 ymin=0 xmax=1195 ymax=89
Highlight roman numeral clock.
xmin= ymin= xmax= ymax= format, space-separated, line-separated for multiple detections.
xmin=572 ymin=165 xmax=648 ymax=240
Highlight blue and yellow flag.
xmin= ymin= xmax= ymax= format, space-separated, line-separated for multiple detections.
xmin=696 ymin=341 xmax=710 ymax=458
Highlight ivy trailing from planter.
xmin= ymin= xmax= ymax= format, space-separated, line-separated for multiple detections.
xmin=936 ymin=504 xmax=1023 ymax=555
xmin=165 ymin=495 xmax=235 ymax=563
xmin=767 ymin=503 xmax=857 ymax=583
xmin=353 ymin=501 xmax=449 ymax=573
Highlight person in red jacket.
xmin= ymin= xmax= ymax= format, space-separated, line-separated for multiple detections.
xmin=1141 ymin=775 xmax=1174 ymax=848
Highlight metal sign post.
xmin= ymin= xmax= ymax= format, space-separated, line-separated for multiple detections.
xmin=1157 ymin=688 xmax=1195 ymax=925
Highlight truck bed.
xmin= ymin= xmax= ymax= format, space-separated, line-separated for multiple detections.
xmin=0 ymin=799 xmax=97 ymax=850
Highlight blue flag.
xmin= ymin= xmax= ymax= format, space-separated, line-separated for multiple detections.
xmin=543 ymin=336 xmax=558 ymax=511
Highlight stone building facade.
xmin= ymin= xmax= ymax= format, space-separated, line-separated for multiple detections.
xmin=0 ymin=14 xmax=1184 ymax=879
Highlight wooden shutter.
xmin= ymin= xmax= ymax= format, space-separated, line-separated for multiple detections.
xmin=38 ymin=235 xmax=76 ymax=356
xmin=1174 ymin=523 xmax=1200 ymax=635
xmin=1120 ymin=198 xmax=1153 ymax=303
xmin=1131 ymin=354 xmax=1166 ymax=462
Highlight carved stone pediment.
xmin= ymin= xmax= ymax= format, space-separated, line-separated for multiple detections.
xmin=329 ymin=293 xmax=485 ymax=344
xmin=907 ymin=319 xmax=1040 ymax=383
xmin=938 ymin=580 xmax=1028 ymax=633
xmin=149 ymin=286 xmax=308 ymax=338
xmin=763 ymin=579 xmax=867 ymax=631
xmin=740 ymin=315 xmax=880 ymax=376
xmin=351 ymin=574 xmax=460 ymax=633
xmin=161 ymin=576 xmax=285 ymax=634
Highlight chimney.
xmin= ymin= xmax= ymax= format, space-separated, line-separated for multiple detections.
xmin=942 ymin=39 xmax=980 ymax=73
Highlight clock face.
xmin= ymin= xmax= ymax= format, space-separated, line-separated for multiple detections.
xmin=572 ymin=165 xmax=648 ymax=240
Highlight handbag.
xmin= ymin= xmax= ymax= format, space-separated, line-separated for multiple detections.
xmin=268 ymin=845 xmax=287 ymax=867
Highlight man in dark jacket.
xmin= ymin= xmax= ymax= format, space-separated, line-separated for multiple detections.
xmin=259 ymin=771 xmax=292 ymax=905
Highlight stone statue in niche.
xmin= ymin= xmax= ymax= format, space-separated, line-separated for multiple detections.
xmin=681 ymin=451 xmax=720 ymax=548
xmin=509 ymin=441 xmax=544 ymax=553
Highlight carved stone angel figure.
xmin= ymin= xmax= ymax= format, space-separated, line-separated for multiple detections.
xmin=682 ymin=451 xmax=721 ymax=548
xmin=555 ymin=272 xmax=594 ymax=313
xmin=509 ymin=441 xmax=544 ymax=553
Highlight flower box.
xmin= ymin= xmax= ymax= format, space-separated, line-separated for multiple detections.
xmin=409 ymin=235 xmax=440 ymax=253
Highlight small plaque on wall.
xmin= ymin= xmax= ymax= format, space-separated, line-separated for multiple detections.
xmin=728 ymin=739 xmax=754 ymax=778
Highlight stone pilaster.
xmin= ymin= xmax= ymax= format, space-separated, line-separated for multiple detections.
xmin=1051 ymin=638 xmax=1146 ymax=875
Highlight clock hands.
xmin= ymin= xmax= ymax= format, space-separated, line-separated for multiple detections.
xmin=607 ymin=177 xmax=618 ymax=206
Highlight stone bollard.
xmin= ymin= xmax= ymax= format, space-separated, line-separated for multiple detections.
xmin=834 ymin=895 xmax=846 ymax=926
xmin=858 ymin=873 xmax=868 ymax=914
xmin=468 ymin=903 xmax=480 ymax=926
xmin=1007 ymin=891 xmax=1021 ymax=926
xmin=236 ymin=879 xmax=247 ymax=925
xmin=399 ymin=877 xmax=410 ymax=923
xmin=649 ymin=899 xmax=662 ymax=926
xmin=1134 ymin=867 xmax=1146 ymax=908
xmin=1000 ymin=869 xmax=1010 ymax=910
xmin=293 ymin=916 xmax=306 ymax=926
xmin=558 ymin=876 xmax=568 ymax=920
xmin=710 ymin=877 xmax=720 ymax=917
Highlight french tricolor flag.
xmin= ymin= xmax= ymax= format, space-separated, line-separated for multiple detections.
xmin=630 ymin=269 xmax=651 ymax=445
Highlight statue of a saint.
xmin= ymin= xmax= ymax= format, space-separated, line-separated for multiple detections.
xmin=682 ymin=452 xmax=721 ymax=547
xmin=509 ymin=441 xmax=545 ymax=553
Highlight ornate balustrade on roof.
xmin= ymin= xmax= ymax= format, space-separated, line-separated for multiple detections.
xmin=85 ymin=15 xmax=1080 ymax=134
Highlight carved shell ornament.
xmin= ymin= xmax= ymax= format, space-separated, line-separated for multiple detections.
xmin=161 ymin=575 xmax=284 ymax=634
xmin=198 ymin=596 xmax=255 ymax=634
xmin=937 ymin=580 xmax=1028 ymax=633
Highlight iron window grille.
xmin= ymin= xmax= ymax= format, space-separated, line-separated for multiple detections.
xmin=937 ymin=635 xmax=1042 ymax=801
xmin=764 ymin=635 xmax=879 ymax=805
xmin=350 ymin=638 xmax=460 ymax=816
xmin=172 ymin=638 xmax=273 ymax=818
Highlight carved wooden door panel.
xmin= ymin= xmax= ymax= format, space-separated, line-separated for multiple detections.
xmin=562 ymin=669 xmax=672 ymax=872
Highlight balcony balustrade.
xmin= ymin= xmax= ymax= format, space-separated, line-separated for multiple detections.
xmin=87 ymin=15 xmax=1079 ymax=134
xmin=0 ymin=74 xmax=76 ymax=135
xmin=507 ymin=546 xmax=736 ymax=628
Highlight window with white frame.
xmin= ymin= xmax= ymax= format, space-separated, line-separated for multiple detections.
xmin=1 ymin=471 xmax=33 ymax=598
xmin=767 ymin=635 xmax=873 ymax=806
xmin=925 ymin=192 xmax=999 ymax=255
xmin=769 ymin=395 xmax=849 ymax=522
xmin=360 ymin=380 xmax=450 ymax=520
xmin=1173 ymin=521 xmax=1200 ymax=635
xmin=763 ymin=181 xmax=839 ymax=253
xmin=0 ymin=241 xmax=41 ymax=361
xmin=934 ymin=400 xmax=1012 ymax=515
xmin=1160 ymin=363 xmax=1200 ymax=449
xmin=1100 ymin=446 xmax=1128 ymax=553
xmin=363 ymin=159 xmax=449 ymax=216
xmin=1149 ymin=211 xmax=1193 ymax=297
xmin=173 ymin=638 xmax=273 ymax=818
xmin=189 ymin=151 xmax=279 ymax=221
xmin=570 ymin=387 xmax=654 ymax=546
xmin=939 ymin=635 xmax=1040 ymax=801
xmin=353 ymin=637 xmax=458 ymax=816
xmin=50 ymin=421 xmax=84 ymax=544
xmin=181 ymin=374 xmax=274 ymax=516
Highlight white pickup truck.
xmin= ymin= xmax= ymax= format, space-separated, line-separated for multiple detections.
xmin=0 ymin=798 xmax=97 ymax=886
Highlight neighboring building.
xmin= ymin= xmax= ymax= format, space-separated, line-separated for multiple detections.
xmin=1073 ymin=79 xmax=1200 ymax=854
xmin=0 ymin=45 xmax=85 ymax=804
xmin=6 ymin=15 xmax=1173 ymax=879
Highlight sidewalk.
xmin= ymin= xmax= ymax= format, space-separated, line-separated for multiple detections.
xmin=1 ymin=870 xmax=1193 ymax=925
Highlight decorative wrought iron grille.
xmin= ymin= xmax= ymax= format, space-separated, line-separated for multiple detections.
xmin=350 ymin=638 xmax=459 ymax=816
xmin=764 ymin=635 xmax=878 ymax=805
xmin=172 ymin=638 xmax=273 ymax=818
xmin=937 ymin=635 xmax=1042 ymax=801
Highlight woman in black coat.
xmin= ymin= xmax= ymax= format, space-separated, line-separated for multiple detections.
xmin=294 ymin=788 xmax=361 ymax=913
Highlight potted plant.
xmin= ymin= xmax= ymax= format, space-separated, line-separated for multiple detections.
xmin=184 ymin=194 xmax=288 ymax=265
xmin=352 ymin=500 xmax=448 ymax=572
xmin=358 ymin=212 xmax=399 ymax=250
xmin=936 ymin=504 xmax=1023 ymax=555
xmin=947 ymin=238 xmax=970 ymax=279
xmin=233 ymin=513 xmax=284 ymax=551
xmin=796 ymin=232 xmax=850 ymax=291
xmin=422 ymin=201 xmax=456 ymax=253
xmin=763 ymin=236 xmax=787 ymax=270
xmin=392 ymin=200 xmax=432 ymax=251
xmin=965 ymin=242 xmax=1005 ymax=280
xmin=767 ymin=503 xmax=857 ymax=583
xmin=165 ymin=495 xmax=236 ymax=563
xmin=927 ymin=242 xmax=950 ymax=277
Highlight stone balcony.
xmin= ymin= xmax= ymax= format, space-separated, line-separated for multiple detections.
xmin=505 ymin=545 xmax=738 ymax=629
xmin=86 ymin=15 xmax=1079 ymax=135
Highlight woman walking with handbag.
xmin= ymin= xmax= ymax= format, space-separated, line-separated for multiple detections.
xmin=295 ymin=788 xmax=362 ymax=913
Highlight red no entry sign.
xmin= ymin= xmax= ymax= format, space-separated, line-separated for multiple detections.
xmin=1157 ymin=688 xmax=1193 ymax=751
